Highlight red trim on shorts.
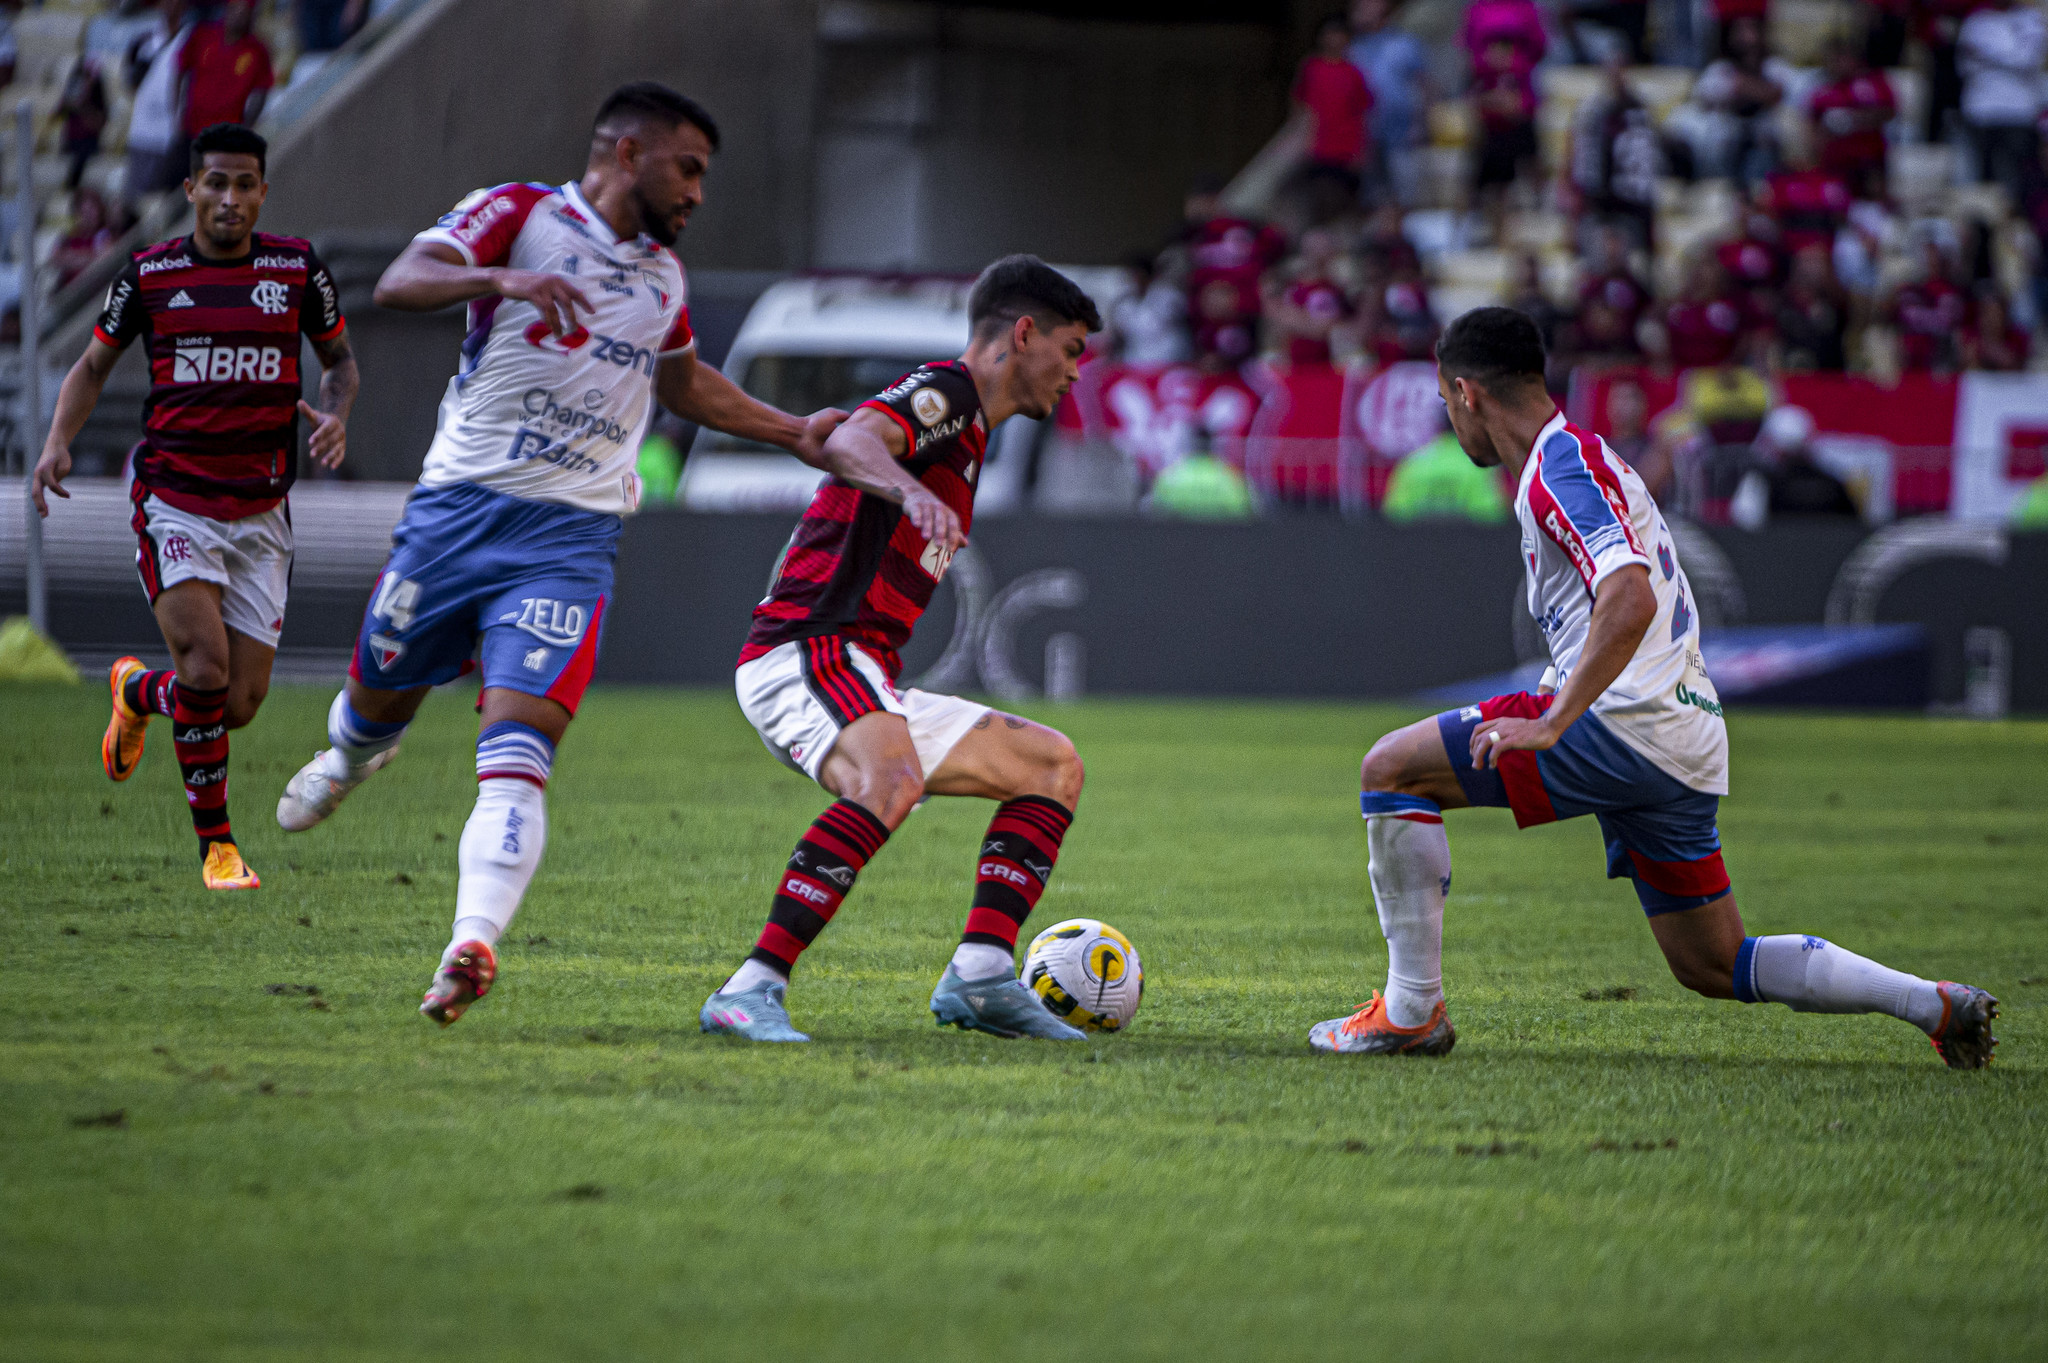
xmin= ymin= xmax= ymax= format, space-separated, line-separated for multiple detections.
xmin=130 ymin=480 xmax=164 ymax=603
xmin=1626 ymin=848 xmax=1730 ymax=898
xmin=1476 ymin=692 xmax=1559 ymax=827
xmin=542 ymin=594 xmax=606 ymax=715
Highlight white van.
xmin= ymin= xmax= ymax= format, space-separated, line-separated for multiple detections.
xmin=680 ymin=269 xmax=1128 ymax=513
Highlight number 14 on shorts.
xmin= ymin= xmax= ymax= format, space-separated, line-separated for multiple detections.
xmin=373 ymin=572 xmax=421 ymax=631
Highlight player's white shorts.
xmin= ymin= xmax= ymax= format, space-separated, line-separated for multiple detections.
xmin=736 ymin=635 xmax=989 ymax=783
xmin=133 ymin=492 xmax=292 ymax=648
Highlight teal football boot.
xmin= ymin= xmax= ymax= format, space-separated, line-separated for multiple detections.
xmin=930 ymin=965 xmax=1087 ymax=1040
xmin=700 ymin=981 xmax=809 ymax=1042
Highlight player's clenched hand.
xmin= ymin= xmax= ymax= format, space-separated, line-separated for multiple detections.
xmin=901 ymin=485 xmax=965 ymax=555
xmin=492 ymin=269 xmax=591 ymax=337
xmin=298 ymin=400 xmax=347 ymax=469
xmin=1469 ymin=715 xmax=1559 ymax=769
xmin=30 ymin=445 xmax=71 ymax=517
xmin=790 ymin=408 xmax=849 ymax=465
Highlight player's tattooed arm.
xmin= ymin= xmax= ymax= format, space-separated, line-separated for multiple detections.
xmin=299 ymin=330 xmax=358 ymax=470
xmin=32 ymin=336 xmax=123 ymax=516
xmin=373 ymin=241 xmax=591 ymax=337
xmin=815 ymin=407 xmax=966 ymax=554
xmin=1471 ymin=565 xmax=1657 ymax=769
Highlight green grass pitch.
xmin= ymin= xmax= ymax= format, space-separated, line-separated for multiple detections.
xmin=2 ymin=684 xmax=2044 ymax=1360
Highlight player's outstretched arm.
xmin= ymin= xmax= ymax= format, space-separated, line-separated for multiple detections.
xmin=1471 ymin=565 xmax=1656 ymax=769
xmin=371 ymin=241 xmax=591 ymax=337
xmin=812 ymin=407 xmax=965 ymax=554
xmin=32 ymin=337 xmax=122 ymax=516
xmin=298 ymin=329 xmax=359 ymax=471
xmin=653 ymin=349 xmax=853 ymax=476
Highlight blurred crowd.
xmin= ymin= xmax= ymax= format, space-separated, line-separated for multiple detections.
xmin=1106 ymin=0 xmax=2048 ymax=524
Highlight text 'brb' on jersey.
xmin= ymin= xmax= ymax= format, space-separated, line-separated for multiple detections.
xmin=96 ymin=232 xmax=345 ymax=521
xmin=1517 ymin=411 xmax=1728 ymax=795
xmin=741 ymin=361 xmax=986 ymax=679
xmin=415 ymin=180 xmax=694 ymax=515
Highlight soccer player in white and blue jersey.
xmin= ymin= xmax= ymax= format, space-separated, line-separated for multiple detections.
xmin=1309 ymin=307 xmax=1998 ymax=1068
xmin=273 ymin=84 xmax=842 ymax=1026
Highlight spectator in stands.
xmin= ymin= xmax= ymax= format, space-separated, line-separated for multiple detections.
xmin=1756 ymin=406 xmax=1860 ymax=518
xmin=53 ymin=50 xmax=108 ymax=192
xmin=1566 ymin=225 xmax=1652 ymax=365
xmin=1370 ymin=239 xmax=1439 ymax=363
xmin=1655 ymin=255 xmax=1759 ymax=370
xmin=1808 ymin=40 xmax=1896 ymax=202
xmin=1773 ymin=242 xmax=1850 ymax=372
xmin=1687 ymin=14 xmax=1791 ymax=188
xmin=1920 ymin=0 xmax=1975 ymax=144
xmin=1268 ymin=227 xmax=1355 ymax=367
xmin=1348 ymin=0 xmax=1430 ymax=210
xmin=124 ymin=0 xmax=193 ymax=204
xmin=1568 ymin=55 xmax=1672 ymax=254
xmin=1887 ymin=238 xmax=1968 ymax=372
xmin=1960 ymin=286 xmax=2030 ymax=370
xmin=1292 ymin=15 xmax=1375 ymax=225
xmin=51 ymin=187 xmax=118 ymax=289
xmin=1717 ymin=203 xmax=1787 ymax=314
xmin=1180 ymin=180 xmax=1286 ymax=371
xmin=1505 ymin=253 xmax=1565 ymax=352
xmin=1461 ymin=0 xmax=1548 ymax=71
xmin=1603 ymin=376 xmax=1673 ymax=498
xmin=1958 ymin=0 xmax=2046 ymax=205
xmin=1108 ymin=252 xmax=1191 ymax=366
xmin=1675 ymin=360 xmax=1774 ymax=522
xmin=1469 ymin=35 xmax=1540 ymax=244
xmin=1759 ymin=140 xmax=1852 ymax=258
xmin=1864 ymin=0 xmax=1910 ymax=70
xmin=178 ymin=0 xmax=274 ymax=140
xmin=1380 ymin=426 xmax=1512 ymax=522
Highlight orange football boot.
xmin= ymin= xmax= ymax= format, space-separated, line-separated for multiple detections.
xmin=1308 ymin=991 xmax=1457 ymax=1056
xmin=421 ymin=941 xmax=498 ymax=1028
xmin=102 ymin=657 xmax=151 ymax=781
xmin=200 ymin=841 xmax=261 ymax=890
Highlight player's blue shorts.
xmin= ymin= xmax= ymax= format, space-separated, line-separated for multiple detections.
xmin=1436 ymin=691 xmax=1730 ymax=916
xmin=349 ymin=481 xmax=620 ymax=715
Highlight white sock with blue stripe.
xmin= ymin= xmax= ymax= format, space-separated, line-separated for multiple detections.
xmin=321 ymin=690 xmax=407 ymax=778
xmin=444 ymin=722 xmax=554 ymax=968
xmin=1734 ymin=935 xmax=1945 ymax=1033
xmin=1361 ymin=792 xmax=1451 ymax=1028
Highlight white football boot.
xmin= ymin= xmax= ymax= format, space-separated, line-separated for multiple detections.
xmin=277 ymin=746 xmax=397 ymax=831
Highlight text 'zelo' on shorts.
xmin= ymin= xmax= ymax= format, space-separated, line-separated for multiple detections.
xmin=1437 ymin=691 xmax=1732 ymax=916
xmin=737 ymin=634 xmax=990 ymax=784
xmin=348 ymin=481 xmax=620 ymax=715
xmin=131 ymin=484 xmax=293 ymax=648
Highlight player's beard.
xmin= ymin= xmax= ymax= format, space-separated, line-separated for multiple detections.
xmin=634 ymin=186 xmax=682 ymax=248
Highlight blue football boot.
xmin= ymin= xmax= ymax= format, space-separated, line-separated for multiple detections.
xmin=700 ymin=981 xmax=809 ymax=1043
xmin=930 ymin=965 xmax=1087 ymax=1040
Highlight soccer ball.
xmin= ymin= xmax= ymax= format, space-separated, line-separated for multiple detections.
xmin=1021 ymin=918 xmax=1143 ymax=1032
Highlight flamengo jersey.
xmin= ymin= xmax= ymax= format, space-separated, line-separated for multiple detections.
xmin=414 ymin=180 xmax=694 ymax=514
xmin=95 ymin=232 xmax=345 ymax=521
xmin=1518 ymin=411 xmax=1728 ymax=795
xmin=741 ymin=361 xmax=987 ymax=679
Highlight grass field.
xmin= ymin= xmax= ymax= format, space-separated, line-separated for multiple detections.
xmin=2 ymin=684 xmax=2044 ymax=1361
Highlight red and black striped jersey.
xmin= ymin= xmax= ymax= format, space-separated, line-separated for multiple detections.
xmin=740 ymin=360 xmax=986 ymax=679
xmin=95 ymin=232 xmax=345 ymax=520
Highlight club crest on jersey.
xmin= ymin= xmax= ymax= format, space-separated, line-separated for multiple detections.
xmin=919 ymin=539 xmax=957 ymax=581
xmin=368 ymin=633 xmax=406 ymax=668
xmin=508 ymin=597 xmax=586 ymax=649
xmin=911 ymin=386 xmax=950 ymax=427
xmin=251 ymin=279 xmax=290 ymax=315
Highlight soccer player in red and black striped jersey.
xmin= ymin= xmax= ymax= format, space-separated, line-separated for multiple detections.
xmin=31 ymin=123 xmax=357 ymax=890
xmin=702 ymin=256 xmax=1102 ymax=1043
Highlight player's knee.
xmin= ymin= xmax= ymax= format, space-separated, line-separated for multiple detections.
xmin=177 ymin=654 xmax=230 ymax=693
xmin=1666 ymin=953 xmax=1735 ymax=999
xmin=1041 ymin=733 xmax=1084 ymax=807
xmin=1360 ymin=735 xmax=1405 ymax=793
xmin=852 ymin=762 xmax=924 ymax=827
xmin=223 ymin=693 xmax=263 ymax=729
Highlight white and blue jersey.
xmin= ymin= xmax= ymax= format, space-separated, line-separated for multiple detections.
xmin=348 ymin=180 xmax=692 ymax=708
xmin=1517 ymin=411 xmax=1726 ymax=795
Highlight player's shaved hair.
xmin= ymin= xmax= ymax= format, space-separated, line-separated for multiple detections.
xmin=592 ymin=82 xmax=721 ymax=152
xmin=968 ymin=255 xmax=1102 ymax=341
xmin=190 ymin=123 xmax=267 ymax=177
xmin=1435 ymin=306 xmax=1548 ymax=397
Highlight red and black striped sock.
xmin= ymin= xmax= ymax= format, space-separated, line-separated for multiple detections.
xmin=170 ymin=682 xmax=231 ymax=853
xmin=124 ymin=668 xmax=177 ymax=717
xmin=962 ymin=796 xmax=1073 ymax=952
xmin=749 ymin=799 xmax=891 ymax=975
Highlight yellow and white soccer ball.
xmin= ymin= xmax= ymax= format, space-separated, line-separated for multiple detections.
xmin=1021 ymin=918 xmax=1143 ymax=1032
